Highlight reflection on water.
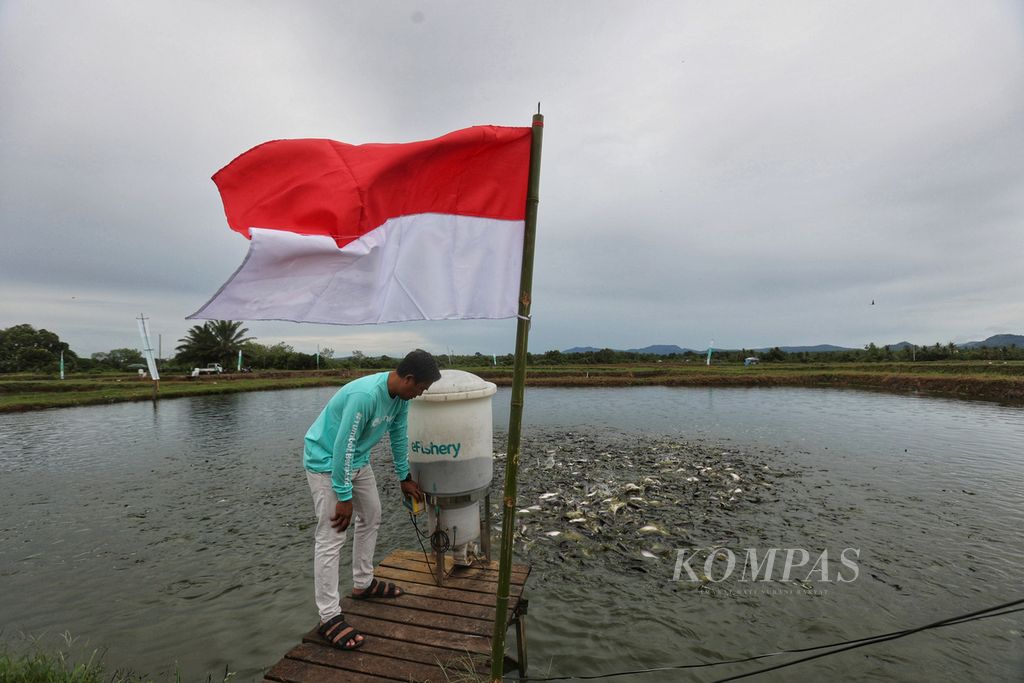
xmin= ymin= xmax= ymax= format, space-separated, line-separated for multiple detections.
xmin=0 ymin=386 xmax=1022 ymax=681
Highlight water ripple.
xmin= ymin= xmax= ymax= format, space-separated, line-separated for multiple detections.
xmin=0 ymin=386 xmax=1021 ymax=681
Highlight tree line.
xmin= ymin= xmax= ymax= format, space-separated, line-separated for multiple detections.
xmin=527 ymin=343 xmax=1024 ymax=364
xmin=0 ymin=322 xmax=397 ymax=374
xmin=2 ymin=322 xmax=1023 ymax=375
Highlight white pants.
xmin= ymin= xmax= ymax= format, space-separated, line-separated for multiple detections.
xmin=306 ymin=466 xmax=382 ymax=622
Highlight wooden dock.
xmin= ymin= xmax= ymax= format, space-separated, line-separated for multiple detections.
xmin=264 ymin=549 xmax=531 ymax=682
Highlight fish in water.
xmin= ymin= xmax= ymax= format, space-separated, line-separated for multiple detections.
xmin=495 ymin=428 xmax=796 ymax=574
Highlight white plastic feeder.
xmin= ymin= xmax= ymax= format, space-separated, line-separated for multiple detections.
xmin=408 ymin=369 xmax=496 ymax=580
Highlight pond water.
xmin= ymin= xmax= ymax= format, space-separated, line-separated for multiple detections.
xmin=0 ymin=386 xmax=1021 ymax=681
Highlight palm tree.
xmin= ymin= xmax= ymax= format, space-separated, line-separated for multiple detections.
xmin=176 ymin=320 xmax=253 ymax=368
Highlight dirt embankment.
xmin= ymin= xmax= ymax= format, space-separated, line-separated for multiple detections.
xmin=3 ymin=367 xmax=1022 ymax=412
xmin=480 ymin=371 xmax=1024 ymax=403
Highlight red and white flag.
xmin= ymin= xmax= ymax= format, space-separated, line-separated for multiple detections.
xmin=189 ymin=125 xmax=532 ymax=325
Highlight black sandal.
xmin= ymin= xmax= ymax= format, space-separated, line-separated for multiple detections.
xmin=318 ymin=614 xmax=364 ymax=650
xmin=351 ymin=578 xmax=403 ymax=600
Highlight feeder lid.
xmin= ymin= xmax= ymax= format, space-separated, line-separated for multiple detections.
xmin=416 ymin=369 xmax=497 ymax=402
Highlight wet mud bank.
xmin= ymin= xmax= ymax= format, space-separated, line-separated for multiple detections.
xmin=4 ymin=366 xmax=1023 ymax=412
xmin=482 ymin=372 xmax=1024 ymax=404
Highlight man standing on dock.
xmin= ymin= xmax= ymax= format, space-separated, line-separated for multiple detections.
xmin=303 ymin=349 xmax=440 ymax=650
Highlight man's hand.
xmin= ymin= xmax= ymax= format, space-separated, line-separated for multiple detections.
xmin=400 ymin=477 xmax=424 ymax=502
xmin=331 ymin=500 xmax=353 ymax=532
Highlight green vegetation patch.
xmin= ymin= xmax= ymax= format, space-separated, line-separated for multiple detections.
xmin=0 ymin=375 xmax=351 ymax=412
xmin=0 ymin=634 xmax=236 ymax=683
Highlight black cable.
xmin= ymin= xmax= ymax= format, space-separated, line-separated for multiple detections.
xmin=410 ymin=510 xmax=434 ymax=577
xmin=408 ymin=507 xmax=455 ymax=584
xmin=428 ymin=525 xmax=458 ymax=579
xmin=705 ymin=603 xmax=1024 ymax=683
xmin=511 ymin=598 xmax=1024 ymax=682
xmin=430 ymin=526 xmax=452 ymax=553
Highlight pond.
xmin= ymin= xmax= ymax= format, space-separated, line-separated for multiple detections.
xmin=0 ymin=386 xmax=1021 ymax=681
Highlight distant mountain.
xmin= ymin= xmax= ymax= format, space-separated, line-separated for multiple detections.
xmin=627 ymin=344 xmax=692 ymax=355
xmin=561 ymin=344 xmax=692 ymax=355
xmin=756 ymin=344 xmax=856 ymax=353
xmin=561 ymin=335 xmax=1024 ymax=355
xmin=959 ymin=334 xmax=1024 ymax=349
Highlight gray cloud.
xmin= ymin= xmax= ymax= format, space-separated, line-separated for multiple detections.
xmin=2 ymin=1 xmax=1022 ymax=356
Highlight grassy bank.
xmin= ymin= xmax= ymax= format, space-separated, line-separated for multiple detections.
xmin=0 ymin=372 xmax=349 ymax=412
xmin=474 ymin=361 xmax=1024 ymax=403
xmin=1 ymin=362 xmax=1022 ymax=412
xmin=0 ymin=634 xmax=235 ymax=683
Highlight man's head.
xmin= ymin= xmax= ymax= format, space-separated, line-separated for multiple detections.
xmin=390 ymin=349 xmax=441 ymax=400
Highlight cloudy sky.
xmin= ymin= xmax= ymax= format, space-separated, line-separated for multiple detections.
xmin=2 ymin=1 xmax=1022 ymax=357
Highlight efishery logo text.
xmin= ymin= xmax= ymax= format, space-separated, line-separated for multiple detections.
xmin=410 ymin=440 xmax=462 ymax=458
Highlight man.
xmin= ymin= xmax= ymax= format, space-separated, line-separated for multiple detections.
xmin=304 ymin=349 xmax=440 ymax=650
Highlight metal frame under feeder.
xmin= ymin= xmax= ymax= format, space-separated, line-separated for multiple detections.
xmin=425 ymin=488 xmax=493 ymax=586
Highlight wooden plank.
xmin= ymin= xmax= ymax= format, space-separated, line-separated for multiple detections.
xmin=372 ymin=565 xmax=524 ymax=597
xmin=283 ymin=642 xmax=453 ymax=682
xmin=379 ymin=554 xmax=529 ymax=585
xmin=374 ymin=565 xmax=497 ymax=593
xmin=265 ymin=549 xmax=531 ymax=681
xmin=340 ymin=598 xmax=493 ymax=637
xmin=344 ymin=591 xmax=498 ymax=621
xmin=389 ymin=548 xmax=530 ymax=575
xmin=370 ymin=571 xmax=499 ymax=607
xmin=381 ymin=550 xmax=529 ymax=579
xmin=388 ymin=549 xmax=531 ymax=578
xmin=265 ymin=656 xmax=388 ymax=683
xmin=307 ymin=614 xmax=492 ymax=655
xmin=301 ymin=629 xmax=489 ymax=672
xmin=376 ymin=563 xmax=525 ymax=594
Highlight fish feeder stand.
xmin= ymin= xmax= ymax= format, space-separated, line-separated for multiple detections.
xmin=424 ymin=488 xmax=493 ymax=586
xmin=409 ymin=370 xmax=499 ymax=588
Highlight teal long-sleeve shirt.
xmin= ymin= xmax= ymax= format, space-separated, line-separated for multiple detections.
xmin=303 ymin=372 xmax=410 ymax=501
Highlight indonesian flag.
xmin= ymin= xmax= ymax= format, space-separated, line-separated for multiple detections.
xmin=188 ymin=125 xmax=532 ymax=325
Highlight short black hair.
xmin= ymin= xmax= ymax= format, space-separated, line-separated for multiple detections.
xmin=397 ymin=349 xmax=441 ymax=384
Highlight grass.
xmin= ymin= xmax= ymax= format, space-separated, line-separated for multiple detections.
xmin=0 ymin=639 xmax=107 ymax=683
xmin=0 ymin=373 xmax=350 ymax=412
xmin=0 ymin=632 xmax=236 ymax=683
xmin=429 ymin=652 xmax=491 ymax=683
xmin=0 ymin=632 xmax=489 ymax=683
xmin=1 ymin=362 xmax=1022 ymax=413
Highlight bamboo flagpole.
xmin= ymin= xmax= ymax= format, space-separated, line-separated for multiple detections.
xmin=490 ymin=110 xmax=544 ymax=681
